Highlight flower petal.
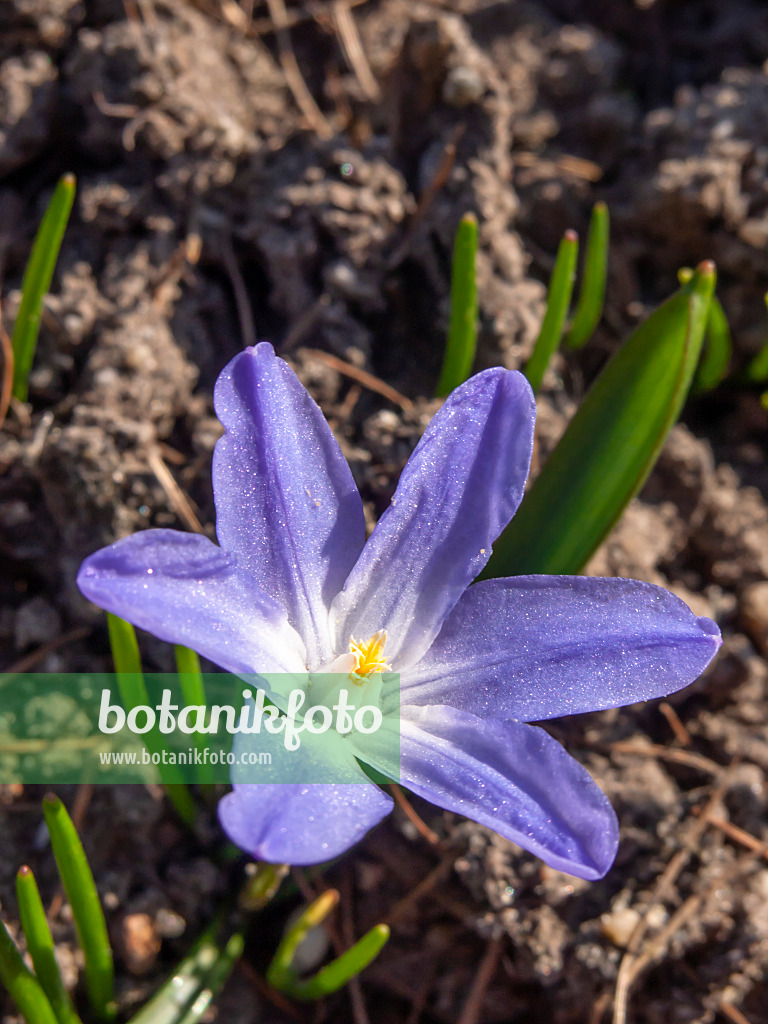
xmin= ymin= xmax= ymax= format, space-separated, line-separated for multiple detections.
xmin=332 ymin=369 xmax=535 ymax=669
xmin=397 ymin=705 xmax=618 ymax=880
xmin=218 ymin=783 xmax=393 ymax=865
xmin=77 ymin=529 xmax=305 ymax=673
xmin=401 ymin=576 xmax=722 ymax=721
xmin=213 ymin=343 xmax=366 ymax=667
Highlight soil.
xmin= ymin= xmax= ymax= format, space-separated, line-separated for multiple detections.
xmin=2 ymin=1 xmax=768 ymax=1022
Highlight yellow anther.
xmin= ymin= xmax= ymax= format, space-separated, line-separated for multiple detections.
xmin=348 ymin=629 xmax=391 ymax=680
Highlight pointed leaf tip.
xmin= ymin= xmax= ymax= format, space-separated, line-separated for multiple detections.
xmin=488 ymin=262 xmax=715 ymax=576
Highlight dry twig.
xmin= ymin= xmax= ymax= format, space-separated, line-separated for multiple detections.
xmin=302 ymin=347 xmax=413 ymax=410
xmin=693 ymin=809 xmax=768 ymax=861
xmin=146 ymin=446 xmax=205 ymax=534
xmin=389 ymin=784 xmax=441 ymax=847
xmin=4 ymin=626 xmax=92 ymax=676
xmin=720 ymin=1000 xmax=753 ymax=1024
xmin=611 ymin=771 xmax=734 ymax=1024
xmin=331 ymin=0 xmax=380 ymax=101
xmin=218 ymin=233 xmax=257 ymax=349
xmin=388 ymin=125 xmax=464 ymax=269
xmin=340 ymin=868 xmax=372 ymax=1024
xmin=658 ymin=701 xmax=692 ymax=746
xmin=384 ymin=856 xmax=455 ymax=926
xmin=265 ymin=0 xmax=334 ymax=137
xmin=237 ymin=960 xmax=304 ymax=1020
xmin=605 ymin=740 xmax=721 ymax=776
xmin=456 ymin=934 xmax=504 ymax=1024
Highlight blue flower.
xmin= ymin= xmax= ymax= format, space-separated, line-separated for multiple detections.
xmin=77 ymin=343 xmax=721 ymax=879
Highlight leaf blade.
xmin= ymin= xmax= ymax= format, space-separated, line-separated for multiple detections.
xmin=16 ymin=866 xmax=83 ymax=1024
xmin=694 ymin=294 xmax=731 ymax=392
xmin=291 ymin=924 xmax=390 ymax=1001
xmin=486 ymin=261 xmax=716 ymax=577
xmin=436 ymin=213 xmax=479 ymax=397
xmin=128 ymin=920 xmax=242 ymax=1024
xmin=0 ymin=916 xmax=60 ymax=1024
xmin=524 ymin=230 xmax=579 ymax=392
xmin=11 ymin=174 xmax=76 ymax=402
xmin=41 ymin=795 xmax=115 ymax=1021
xmin=564 ymin=201 xmax=610 ymax=350
xmin=106 ymin=615 xmax=197 ymax=822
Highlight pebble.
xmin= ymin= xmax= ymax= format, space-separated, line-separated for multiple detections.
xmin=600 ymin=907 xmax=641 ymax=947
xmin=740 ymin=581 xmax=768 ymax=657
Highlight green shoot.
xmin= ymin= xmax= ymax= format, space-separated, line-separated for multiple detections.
xmin=11 ymin=174 xmax=76 ymax=402
xmin=486 ymin=261 xmax=716 ymax=576
xmin=107 ymin=614 xmax=196 ymax=822
xmin=524 ymin=230 xmax=579 ymax=391
xmin=0 ymin=917 xmax=60 ymax=1024
xmin=16 ymin=866 xmax=82 ymax=1024
xmin=436 ymin=213 xmax=479 ymax=396
xmin=41 ymin=795 xmax=115 ymax=1021
xmin=565 ymin=201 xmax=610 ymax=350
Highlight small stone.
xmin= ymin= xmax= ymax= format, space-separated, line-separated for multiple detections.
xmin=14 ymin=597 xmax=61 ymax=650
xmin=443 ymin=66 xmax=484 ymax=107
xmin=600 ymin=907 xmax=641 ymax=947
xmin=740 ymin=581 xmax=768 ymax=656
xmin=119 ymin=913 xmax=161 ymax=975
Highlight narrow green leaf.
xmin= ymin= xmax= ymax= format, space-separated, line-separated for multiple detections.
xmin=0 ymin=916 xmax=60 ymax=1024
xmin=745 ymin=292 xmax=768 ymax=382
xmin=239 ymin=863 xmax=289 ymax=912
xmin=436 ymin=213 xmax=479 ymax=397
xmin=485 ymin=261 xmax=716 ymax=577
xmin=16 ymin=867 xmax=83 ymax=1024
xmin=11 ymin=174 xmax=76 ymax=402
xmin=173 ymin=932 xmax=244 ymax=1024
xmin=127 ymin=923 xmax=218 ymax=1024
xmin=129 ymin=923 xmax=244 ymax=1024
xmin=174 ymin=646 xmax=205 ymax=705
xmin=267 ymin=889 xmax=338 ymax=992
xmin=290 ymin=924 xmax=390 ymax=1001
xmin=524 ymin=230 xmax=579 ymax=392
xmin=694 ymin=295 xmax=731 ymax=392
xmin=128 ymin=921 xmax=243 ymax=1024
xmin=107 ymin=615 xmax=196 ymax=823
xmin=106 ymin=612 xmax=143 ymax=706
xmin=174 ymin=646 xmax=215 ymax=788
xmin=564 ymin=201 xmax=610 ymax=350
xmin=41 ymin=795 xmax=115 ymax=1022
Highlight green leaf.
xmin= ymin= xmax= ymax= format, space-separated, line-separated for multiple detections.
xmin=694 ymin=294 xmax=731 ymax=392
xmin=290 ymin=924 xmax=390 ymax=1001
xmin=173 ymin=932 xmax=244 ymax=1024
xmin=41 ymin=795 xmax=115 ymax=1022
xmin=106 ymin=612 xmax=143 ymax=704
xmin=106 ymin=615 xmax=197 ymax=822
xmin=745 ymin=292 xmax=768 ymax=382
xmin=267 ymin=889 xmax=338 ymax=993
xmin=16 ymin=866 xmax=83 ymax=1024
xmin=524 ymin=230 xmax=579 ymax=392
xmin=174 ymin=646 xmax=206 ymax=706
xmin=485 ymin=260 xmax=716 ymax=577
xmin=173 ymin=646 xmax=215 ymax=788
xmin=0 ymin=916 xmax=60 ymax=1024
xmin=128 ymin=921 xmax=243 ymax=1024
xmin=239 ymin=863 xmax=289 ymax=912
xmin=564 ymin=201 xmax=610 ymax=350
xmin=267 ymin=889 xmax=389 ymax=1002
xmin=11 ymin=174 xmax=76 ymax=402
xmin=436 ymin=213 xmax=479 ymax=397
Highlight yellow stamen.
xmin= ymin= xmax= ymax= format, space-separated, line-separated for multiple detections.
xmin=348 ymin=629 xmax=391 ymax=680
